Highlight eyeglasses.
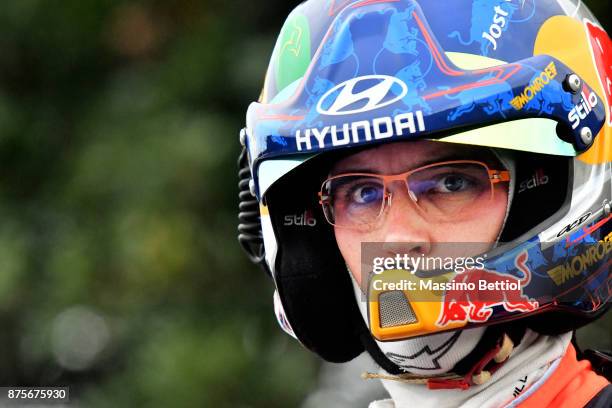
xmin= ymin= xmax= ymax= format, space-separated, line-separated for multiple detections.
xmin=318 ymin=160 xmax=510 ymax=230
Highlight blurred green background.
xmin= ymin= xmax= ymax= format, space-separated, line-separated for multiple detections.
xmin=0 ymin=1 xmax=609 ymax=407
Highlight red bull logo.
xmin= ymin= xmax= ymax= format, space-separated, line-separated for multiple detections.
xmin=436 ymin=251 xmax=539 ymax=327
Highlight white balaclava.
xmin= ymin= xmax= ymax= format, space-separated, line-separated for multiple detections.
xmin=351 ymin=149 xmax=516 ymax=375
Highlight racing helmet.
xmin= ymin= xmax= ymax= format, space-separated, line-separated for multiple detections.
xmin=238 ymin=0 xmax=612 ymax=367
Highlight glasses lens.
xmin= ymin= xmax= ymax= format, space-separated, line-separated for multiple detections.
xmin=322 ymin=175 xmax=385 ymax=228
xmin=407 ymin=163 xmax=494 ymax=219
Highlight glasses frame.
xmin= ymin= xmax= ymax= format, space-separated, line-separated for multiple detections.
xmin=318 ymin=160 xmax=510 ymax=229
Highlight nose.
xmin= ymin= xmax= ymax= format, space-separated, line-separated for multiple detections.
xmin=379 ymin=188 xmax=432 ymax=257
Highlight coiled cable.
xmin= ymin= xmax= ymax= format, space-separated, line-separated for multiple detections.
xmin=237 ymin=147 xmax=270 ymax=275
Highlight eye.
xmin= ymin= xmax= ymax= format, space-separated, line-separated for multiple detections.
xmin=442 ymin=175 xmax=466 ymax=192
xmin=350 ymin=184 xmax=383 ymax=205
xmin=435 ymin=174 xmax=472 ymax=193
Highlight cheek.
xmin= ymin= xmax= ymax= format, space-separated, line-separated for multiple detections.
xmin=485 ymin=187 xmax=510 ymax=239
xmin=433 ymin=188 xmax=509 ymax=242
xmin=334 ymin=228 xmax=364 ymax=286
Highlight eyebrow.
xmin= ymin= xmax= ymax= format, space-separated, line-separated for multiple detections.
xmin=332 ymin=152 xmax=489 ymax=175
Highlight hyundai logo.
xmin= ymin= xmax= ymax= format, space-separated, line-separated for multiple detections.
xmin=316 ymin=75 xmax=408 ymax=116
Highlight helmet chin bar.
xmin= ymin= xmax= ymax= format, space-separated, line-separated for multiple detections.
xmin=363 ymin=248 xmax=539 ymax=342
xmin=367 ymin=270 xmax=467 ymax=341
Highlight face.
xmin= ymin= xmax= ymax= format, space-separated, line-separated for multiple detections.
xmin=329 ymin=141 xmax=509 ymax=286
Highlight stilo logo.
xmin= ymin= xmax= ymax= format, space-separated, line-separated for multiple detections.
xmin=284 ymin=210 xmax=317 ymax=227
xmin=567 ymin=86 xmax=598 ymax=130
xmin=518 ymin=168 xmax=549 ymax=193
xmin=317 ymin=75 xmax=408 ymax=116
